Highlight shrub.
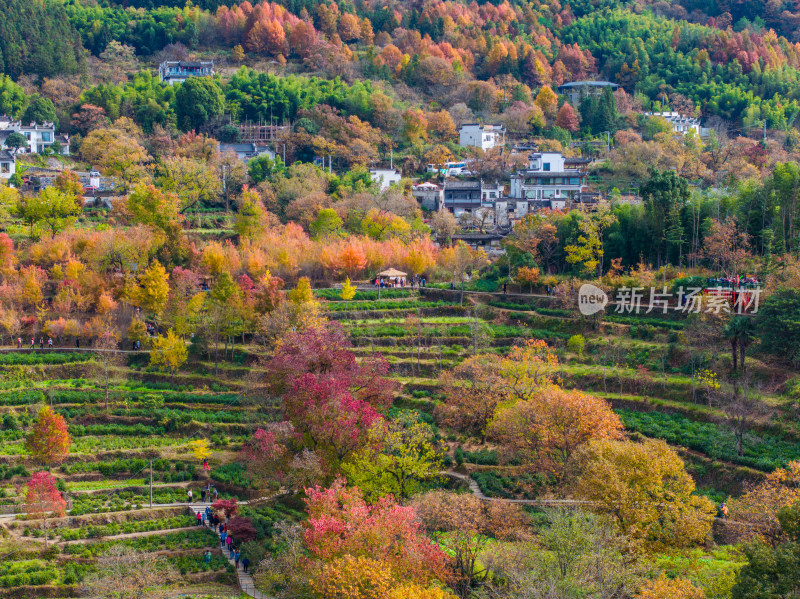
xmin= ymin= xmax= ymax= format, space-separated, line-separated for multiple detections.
xmin=567 ymin=334 xmax=586 ymax=357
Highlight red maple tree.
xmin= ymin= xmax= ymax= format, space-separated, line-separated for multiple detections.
xmin=25 ymin=406 xmax=70 ymax=465
xmin=26 ymin=471 xmax=67 ymax=547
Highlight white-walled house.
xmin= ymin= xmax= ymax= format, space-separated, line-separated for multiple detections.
xmin=159 ymin=61 xmax=215 ymax=85
xmin=0 ymin=117 xmax=68 ymax=155
xmin=481 ymin=181 xmax=504 ymax=201
xmin=458 ymin=124 xmax=506 ymax=151
xmin=412 ymin=182 xmax=443 ymax=211
xmin=0 ymin=151 xmax=15 ymax=180
xmin=370 ymin=168 xmax=402 ymax=191
xmin=510 ymin=151 xmax=587 ymax=209
xmin=644 ymin=111 xmax=701 ymax=135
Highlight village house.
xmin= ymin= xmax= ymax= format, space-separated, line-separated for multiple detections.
xmin=458 ymin=123 xmax=506 ymax=151
xmin=158 ymin=60 xmax=215 ymax=85
xmin=510 ymin=151 xmax=588 ymax=210
xmin=0 ymin=116 xmax=68 ymax=155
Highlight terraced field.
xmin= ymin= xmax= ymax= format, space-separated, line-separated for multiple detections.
xmin=0 ymin=287 xmax=796 ymax=596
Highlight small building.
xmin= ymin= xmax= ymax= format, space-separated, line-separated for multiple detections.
xmin=158 ymin=60 xmax=215 ymax=85
xmin=481 ymin=181 xmax=504 ymax=201
xmin=412 ymin=182 xmax=443 ymax=211
xmin=451 ymin=231 xmax=505 ymax=249
xmin=557 ymin=81 xmax=618 ymax=105
xmin=369 ymin=168 xmax=402 ymax=191
xmin=442 ymin=179 xmax=482 ymax=216
xmin=644 ymin=111 xmax=701 ymax=136
xmin=0 ymin=116 xmax=68 ymax=155
xmin=510 ymin=151 xmax=587 ymax=207
xmin=458 ymin=123 xmax=506 ymax=151
xmin=0 ymin=151 xmax=15 ymax=180
xmin=219 ymin=142 xmax=276 ymax=162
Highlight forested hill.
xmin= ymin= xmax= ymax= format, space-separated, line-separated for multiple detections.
xmin=3 ymin=0 xmax=799 ymax=129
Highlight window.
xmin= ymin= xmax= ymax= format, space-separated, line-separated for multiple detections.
xmin=543 ymin=162 xmax=551 ymax=171
xmin=41 ymin=133 xmax=51 ymax=142
xmin=569 ymin=177 xmax=580 ymax=185
xmin=24 ymin=132 xmax=30 ymax=139
xmin=1 ymin=163 xmax=8 ymax=173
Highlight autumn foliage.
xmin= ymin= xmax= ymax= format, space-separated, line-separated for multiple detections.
xmin=25 ymin=406 xmax=70 ymax=465
xmin=489 ymin=386 xmax=623 ymax=475
xmin=303 ymin=478 xmax=451 ymax=587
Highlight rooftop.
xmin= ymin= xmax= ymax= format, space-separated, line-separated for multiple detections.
xmin=160 ymin=60 xmax=214 ymax=68
xmin=514 ymin=171 xmax=587 ymax=178
xmin=459 ymin=123 xmax=506 ymax=131
xmin=444 ymin=180 xmax=481 ymax=189
xmin=557 ymin=81 xmax=618 ymax=88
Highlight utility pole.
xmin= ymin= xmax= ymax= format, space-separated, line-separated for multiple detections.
xmin=149 ymin=459 xmax=153 ymax=509
xmin=221 ymin=164 xmax=231 ymax=212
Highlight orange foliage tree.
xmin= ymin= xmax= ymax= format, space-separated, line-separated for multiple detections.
xmin=25 ymin=406 xmax=71 ymax=465
xmin=489 ymin=385 xmax=622 ymax=474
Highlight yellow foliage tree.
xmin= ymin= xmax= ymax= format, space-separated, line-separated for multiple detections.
xmin=388 ymin=585 xmax=458 ymax=599
xmin=729 ymin=460 xmax=800 ymax=541
xmin=340 ymin=277 xmax=356 ymax=300
xmin=188 ymin=439 xmax=211 ymax=462
xmin=574 ymin=438 xmax=716 ymax=548
xmin=636 ymin=575 xmax=705 ymax=599
xmin=534 ymin=85 xmax=559 ymax=119
xmin=310 ymin=555 xmax=394 ymax=599
xmin=149 ymin=329 xmax=187 ymax=373
xmin=132 ymin=261 xmax=170 ymax=319
xmin=500 ymin=338 xmax=559 ymax=400
xmin=288 ymin=277 xmax=315 ymax=305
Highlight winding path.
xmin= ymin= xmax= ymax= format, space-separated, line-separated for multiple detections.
xmin=444 ymin=471 xmax=761 ymax=528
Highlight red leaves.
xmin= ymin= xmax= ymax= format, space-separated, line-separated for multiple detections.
xmin=226 ymin=516 xmax=258 ymax=542
xmin=25 ymin=471 xmax=66 ymax=518
xmin=212 ymin=499 xmax=239 ymax=518
xmin=255 ymin=323 xmax=396 ymax=473
xmin=303 ymin=479 xmax=450 ymax=586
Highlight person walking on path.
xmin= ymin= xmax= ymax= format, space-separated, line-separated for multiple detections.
xmin=234 ymin=549 xmax=241 ymax=569
xmin=220 ymin=530 xmax=227 ymax=548
xmin=30 ymin=337 xmax=34 ymax=350
xmin=39 ymin=337 xmax=43 ymax=349
xmin=242 ymin=556 xmax=250 ymax=573
xmin=187 ymin=489 xmax=193 ymax=503
xmin=47 ymin=338 xmax=53 ymax=348
xmin=201 ymin=489 xmax=206 ymax=502
xmin=196 ymin=511 xmax=203 ymax=526
xmin=16 ymin=337 xmax=21 ymax=349
xmin=204 ymin=550 xmax=211 ymax=564
xmin=226 ymin=534 xmax=233 ymax=555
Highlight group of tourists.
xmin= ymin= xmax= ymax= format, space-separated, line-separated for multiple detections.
xmin=198 ymin=504 xmax=250 ymax=573
xmin=17 ymin=337 xmax=55 ymax=349
xmin=187 ymin=486 xmax=218 ymax=503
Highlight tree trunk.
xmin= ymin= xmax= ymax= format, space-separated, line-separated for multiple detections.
xmin=740 ymin=342 xmax=747 ymax=374
xmin=730 ymin=340 xmax=738 ymax=372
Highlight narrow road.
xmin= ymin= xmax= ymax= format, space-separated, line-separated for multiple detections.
xmin=444 ymin=471 xmax=761 ymax=528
